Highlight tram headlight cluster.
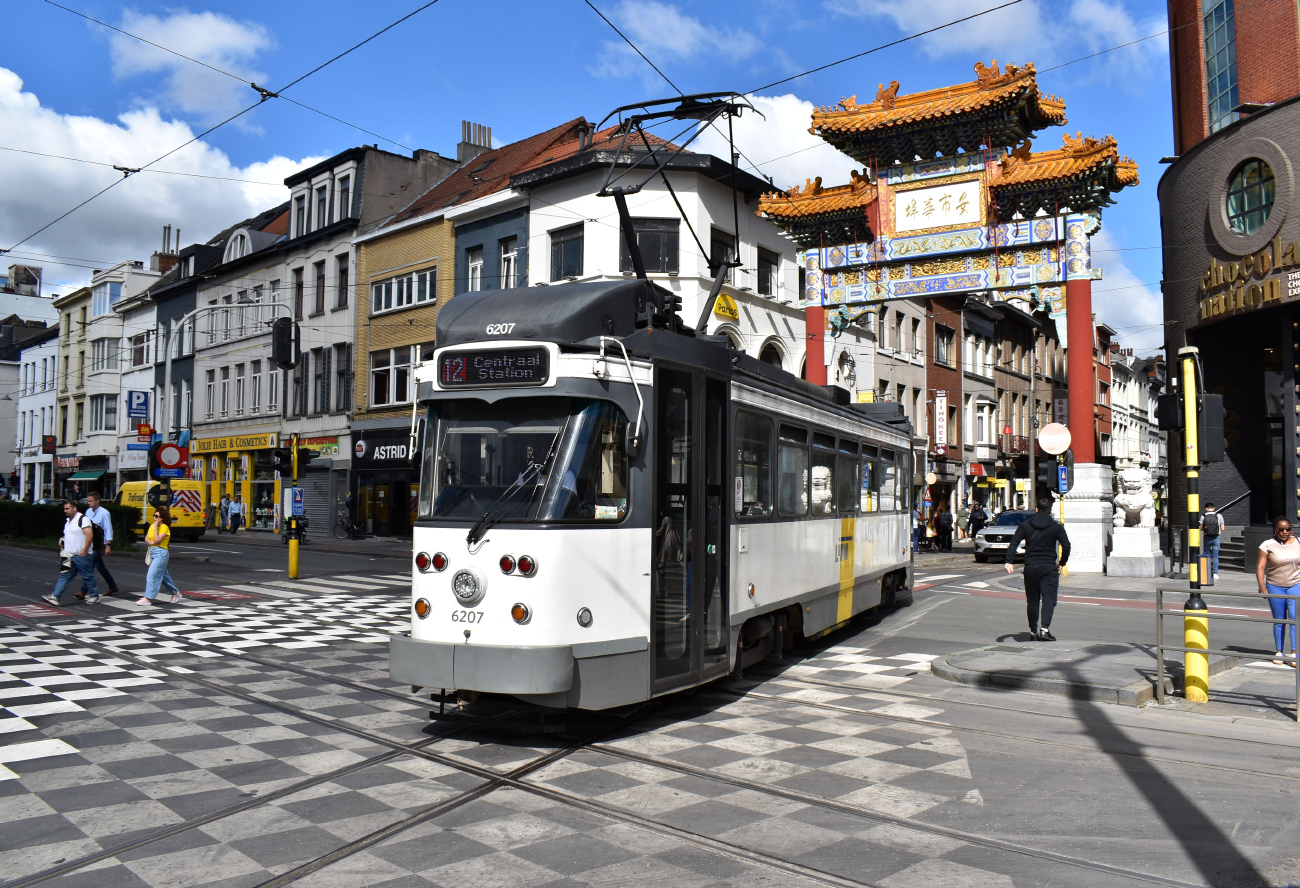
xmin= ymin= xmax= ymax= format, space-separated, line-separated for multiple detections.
xmin=452 ymin=569 xmax=485 ymax=607
xmin=499 ymin=554 xmax=538 ymax=576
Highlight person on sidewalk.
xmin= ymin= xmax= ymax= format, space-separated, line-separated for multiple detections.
xmin=936 ymin=508 xmax=954 ymax=551
xmin=1201 ymin=502 xmax=1223 ymax=580
xmin=911 ymin=504 xmax=923 ymax=552
xmin=218 ymin=493 xmax=231 ymax=533
xmin=970 ymin=503 xmax=989 ymax=537
xmin=43 ymin=500 xmax=100 ymax=606
xmin=1255 ymin=516 xmax=1299 ymax=667
xmin=228 ymin=494 xmax=246 ymax=534
xmin=138 ymin=507 xmax=181 ymax=607
xmin=1003 ymin=496 xmax=1071 ymax=641
xmin=76 ymin=491 xmax=119 ymax=600
xmin=957 ymin=503 xmax=970 ymax=542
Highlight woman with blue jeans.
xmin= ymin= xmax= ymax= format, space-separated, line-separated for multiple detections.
xmin=137 ymin=507 xmax=182 ymax=607
xmin=1255 ymin=516 xmax=1299 ymax=666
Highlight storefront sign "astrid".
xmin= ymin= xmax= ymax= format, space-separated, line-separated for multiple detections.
xmin=1197 ymin=235 xmax=1300 ymax=321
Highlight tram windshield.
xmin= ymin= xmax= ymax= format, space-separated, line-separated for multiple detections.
xmin=418 ymin=397 xmax=630 ymax=523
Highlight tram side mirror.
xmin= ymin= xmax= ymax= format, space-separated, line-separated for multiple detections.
xmin=625 ymin=427 xmax=641 ymax=460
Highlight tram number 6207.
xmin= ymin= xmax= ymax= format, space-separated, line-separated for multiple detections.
xmin=451 ymin=610 xmax=484 ymax=623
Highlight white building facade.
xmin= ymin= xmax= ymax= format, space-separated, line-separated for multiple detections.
xmin=15 ymin=331 xmax=59 ymax=500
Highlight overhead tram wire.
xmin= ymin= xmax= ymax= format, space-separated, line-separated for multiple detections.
xmin=5 ymin=0 xmax=446 ymax=258
xmin=40 ymin=0 xmax=419 ymax=152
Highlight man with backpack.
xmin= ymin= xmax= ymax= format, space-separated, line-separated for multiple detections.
xmin=43 ymin=500 xmax=100 ymax=606
xmin=75 ymin=491 xmax=119 ymax=600
xmin=1004 ymin=496 xmax=1071 ymax=641
xmin=1201 ymin=502 xmax=1222 ymax=581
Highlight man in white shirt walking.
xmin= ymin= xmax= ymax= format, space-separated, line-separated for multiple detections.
xmin=228 ymin=493 xmax=246 ymax=534
xmin=76 ymin=491 xmax=119 ymax=600
xmin=44 ymin=500 xmax=100 ymax=606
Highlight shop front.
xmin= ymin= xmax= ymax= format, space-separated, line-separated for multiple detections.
xmin=351 ymin=426 xmax=417 ymax=538
xmin=192 ymin=431 xmax=281 ymax=531
xmin=117 ymin=445 xmax=149 ymax=486
xmin=18 ymin=445 xmax=52 ymax=502
xmin=65 ymin=455 xmax=112 ymax=500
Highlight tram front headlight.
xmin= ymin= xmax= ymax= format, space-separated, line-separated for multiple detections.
xmin=452 ymin=569 xmax=485 ymax=607
xmin=576 ymin=607 xmax=593 ymax=628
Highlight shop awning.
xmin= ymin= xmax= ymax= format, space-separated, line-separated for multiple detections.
xmin=67 ymin=470 xmax=105 ymax=480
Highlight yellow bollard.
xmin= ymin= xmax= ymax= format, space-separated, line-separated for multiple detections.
xmin=288 ymin=517 xmax=300 ymax=579
xmin=1184 ymin=606 xmax=1209 ymax=702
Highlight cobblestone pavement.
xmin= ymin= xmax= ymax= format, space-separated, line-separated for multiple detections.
xmin=1 ymin=564 xmax=1298 ymax=888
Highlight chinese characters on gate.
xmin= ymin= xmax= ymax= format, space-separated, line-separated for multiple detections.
xmin=893 ymin=181 xmax=982 ymax=234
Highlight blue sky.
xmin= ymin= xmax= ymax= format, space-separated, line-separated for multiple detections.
xmin=0 ymin=0 xmax=1171 ymax=348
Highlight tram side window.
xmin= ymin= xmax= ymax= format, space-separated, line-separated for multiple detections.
xmin=735 ymin=411 xmax=773 ymax=517
xmin=837 ymin=440 xmax=859 ymax=515
xmin=859 ymin=445 xmax=878 ymax=512
xmin=879 ymin=448 xmax=897 ymax=511
xmin=811 ymin=431 xmax=836 ymax=516
xmin=777 ymin=424 xmax=808 ymax=517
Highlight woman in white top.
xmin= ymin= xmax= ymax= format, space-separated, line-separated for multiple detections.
xmin=1255 ymin=515 xmax=1300 ymax=666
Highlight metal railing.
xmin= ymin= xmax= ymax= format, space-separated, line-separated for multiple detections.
xmin=1155 ymin=586 xmax=1299 ymax=721
xmin=998 ymin=433 xmax=1030 ymax=455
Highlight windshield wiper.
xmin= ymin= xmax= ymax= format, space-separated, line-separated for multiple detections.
xmin=465 ymin=433 xmax=563 ymax=548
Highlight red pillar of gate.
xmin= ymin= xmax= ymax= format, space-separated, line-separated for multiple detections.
xmin=1065 ymin=277 xmax=1096 ymax=463
xmin=805 ymin=305 xmax=827 ymax=385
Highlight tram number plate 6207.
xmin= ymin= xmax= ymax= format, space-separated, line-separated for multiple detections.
xmin=451 ymin=610 xmax=484 ymax=623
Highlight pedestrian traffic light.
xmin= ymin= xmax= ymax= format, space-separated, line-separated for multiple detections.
xmin=271 ymin=447 xmax=293 ymax=474
xmin=147 ymin=480 xmax=172 ymax=509
xmin=271 ymin=317 xmax=300 ymax=370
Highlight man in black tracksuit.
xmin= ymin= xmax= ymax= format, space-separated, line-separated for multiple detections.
xmin=1003 ymin=497 xmax=1071 ymax=641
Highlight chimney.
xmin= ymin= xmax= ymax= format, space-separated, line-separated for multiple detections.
xmin=457 ymin=120 xmax=492 ymax=163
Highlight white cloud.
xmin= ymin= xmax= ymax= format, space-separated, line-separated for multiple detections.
xmin=695 ymin=93 xmax=859 ymax=192
xmin=0 ymin=68 xmax=320 ymax=294
xmin=1088 ymin=227 xmax=1165 ymax=352
xmin=826 ymin=0 xmax=1166 ymax=82
xmin=590 ymin=0 xmax=763 ymax=84
xmin=108 ymin=10 xmax=274 ymax=122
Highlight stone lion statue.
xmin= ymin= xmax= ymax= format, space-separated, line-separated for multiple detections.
xmin=1113 ymin=467 xmax=1156 ymax=528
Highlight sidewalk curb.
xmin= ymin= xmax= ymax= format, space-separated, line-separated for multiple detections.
xmin=931 ymin=643 xmax=1240 ymax=707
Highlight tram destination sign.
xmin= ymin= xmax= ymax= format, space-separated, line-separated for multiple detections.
xmin=439 ymin=347 xmax=550 ymax=388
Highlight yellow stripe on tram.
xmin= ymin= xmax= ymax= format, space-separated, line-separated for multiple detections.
xmin=838 ymin=516 xmax=856 ymax=623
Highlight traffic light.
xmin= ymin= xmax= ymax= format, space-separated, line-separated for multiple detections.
xmin=1154 ymin=392 xmax=1226 ymax=462
xmin=147 ymin=481 xmax=172 ymax=509
xmin=271 ymin=447 xmax=293 ymax=474
xmin=271 ymin=317 xmax=300 ymax=369
xmin=296 ymin=449 xmax=321 ymax=470
xmin=147 ymin=441 xmax=163 ymax=477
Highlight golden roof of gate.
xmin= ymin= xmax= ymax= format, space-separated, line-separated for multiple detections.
xmin=810 ymin=61 xmax=1066 ymax=136
xmin=757 ymin=170 xmax=876 ymax=221
xmin=993 ymin=133 xmax=1139 ymax=188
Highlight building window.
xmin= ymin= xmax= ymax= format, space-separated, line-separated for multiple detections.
xmin=314 ymin=261 xmax=326 ymax=314
xmin=619 ymin=219 xmax=680 ymax=274
xmin=219 ymin=367 xmax=229 ymax=417
xmin=335 ymin=344 xmax=351 ymax=411
xmin=89 ymin=394 xmax=117 ymax=432
xmin=1204 ymin=0 xmax=1238 ymax=134
xmin=77 ymin=351 xmax=85 ymax=387
xmin=64 ymin=313 xmax=72 ymax=342
xmin=710 ymin=228 xmax=737 ymax=283
xmin=550 ymin=224 xmax=584 ymax=281
xmin=934 ymin=325 xmax=955 ymax=366
xmin=338 ymin=175 xmax=351 ymax=218
xmin=467 ymin=247 xmax=484 ymax=292
xmin=1226 ymin=159 xmax=1275 ymax=235
xmin=336 ymin=254 xmax=349 ymax=308
xmin=500 ymin=237 xmax=518 ymax=288
xmin=91 ymin=282 xmax=122 ymax=317
xmin=130 ymin=331 xmax=150 ymax=367
xmin=251 ymin=360 xmax=262 ymax=414
xmin=90 ymin=337 xmax=119 ymax=371
xmin=235 ymin=364 xmax=245 ymax=416
xmin=371 ymin=269 xmax=436 ymax=315
xmin=293 ymin=267 xmax=304 ymax=319
xmin=370 ymin=346 xmax=415 ymax=407
xmin=75 ymin=402 xmax=84 ymax=440
xmin=757 ymin=247 xmax=778 ymax=295
xmin=294 ymin=195 xmax=306 ymax=238
xmin=267 ymin=368 xmax=279 ymax=413
xmin=60 ymin=406 xmax=68 ymax=445
xmin=205 ymin=370 xmax=215 ymax=419
xmin=316 ymin=185 xmax=328 ymax=230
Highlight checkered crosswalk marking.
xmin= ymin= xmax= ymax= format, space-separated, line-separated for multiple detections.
xmin=775 ymin=647 xmax=941 ymax=690
xmin=0 ymin=626 xmax=167 ymax=750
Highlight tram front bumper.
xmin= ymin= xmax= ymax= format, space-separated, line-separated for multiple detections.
xmin=389 ymin=635 xmax=576 ymax=695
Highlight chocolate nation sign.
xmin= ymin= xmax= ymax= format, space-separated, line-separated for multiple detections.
xmin=1197 ymin=235 xmax=1300 ymax=322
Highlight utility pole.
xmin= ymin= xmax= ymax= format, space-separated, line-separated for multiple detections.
xmin=1179 ymin=346 xmax=1209 ymax=703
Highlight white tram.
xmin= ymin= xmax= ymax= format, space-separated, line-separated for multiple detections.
xmin=390 ymin=279 xmax=914 ymax=710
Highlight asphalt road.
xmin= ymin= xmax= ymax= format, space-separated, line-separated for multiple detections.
xmin=0 ymin=543 xmax=1297 ymax=888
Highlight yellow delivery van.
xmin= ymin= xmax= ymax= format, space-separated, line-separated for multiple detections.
xmin=115 ymin=480 xmax=208 ymax=541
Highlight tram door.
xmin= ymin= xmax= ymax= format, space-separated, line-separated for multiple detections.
xmin=652 ymin=369 xmax=729 ymax=691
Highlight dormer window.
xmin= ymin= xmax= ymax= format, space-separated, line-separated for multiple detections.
xmin=295 ymin=195 xmax=306 ymax=237
xmin=316 ymin=186 xmax=328 ymax=230
xmin=233 ymin=234 xmax=247 ymax=258
xmin=223 ymin=231 xmax=253 ymax=264
xmin=337 ymin=176 xmax=351 ymax=219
